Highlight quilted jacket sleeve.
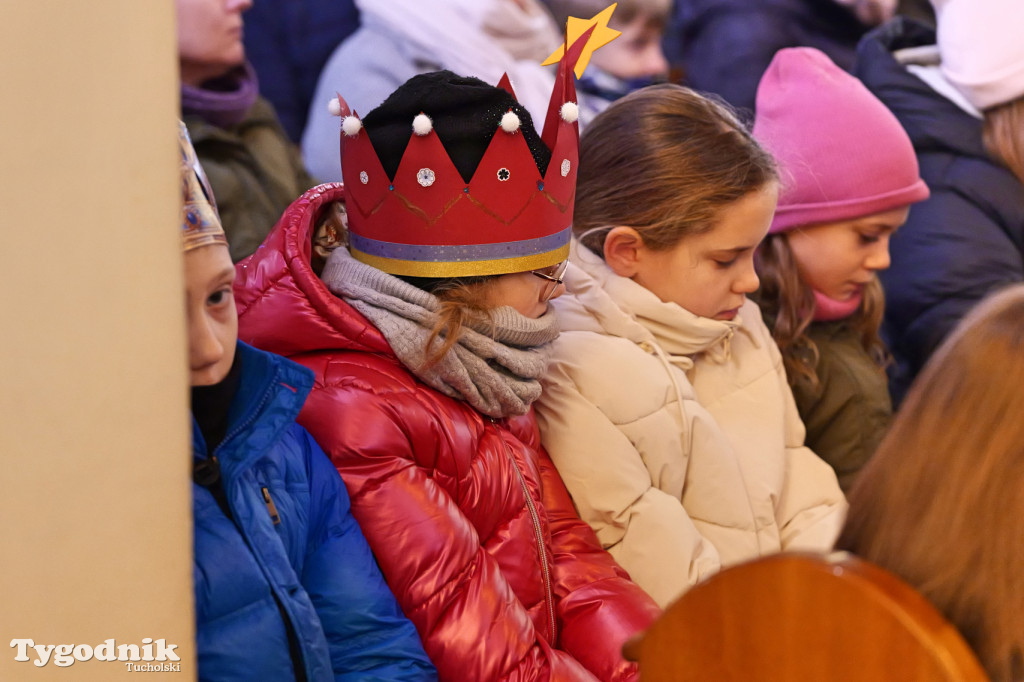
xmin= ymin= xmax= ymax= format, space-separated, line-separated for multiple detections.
xmin=298 ymin=359 xmax=599 ymax=682
xmin=299 ymin=428 xmax=437 ymax=681
xmin=535 ymin=447 xmax=661 ymax=682
xmin=768 ymin=341 xmax=849 ymax=551
xmin=535 ymin=352 xmax=723 ymax=609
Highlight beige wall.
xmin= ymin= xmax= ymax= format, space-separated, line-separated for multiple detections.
xmin=0 ymin=2 xmax=195 ymax=679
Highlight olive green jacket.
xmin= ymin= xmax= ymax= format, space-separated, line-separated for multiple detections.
xmin=184 ymin=97 xmax=318 ymax=262
xmin=791 ymin=320 xmax=892 ymax=494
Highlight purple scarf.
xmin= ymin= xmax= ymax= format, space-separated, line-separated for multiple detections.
xmin=181 ymin=62 xmax=259 ymax=129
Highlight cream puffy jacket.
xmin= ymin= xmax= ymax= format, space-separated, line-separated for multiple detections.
xmin=535 ymin=249 xmax=847 ymax=607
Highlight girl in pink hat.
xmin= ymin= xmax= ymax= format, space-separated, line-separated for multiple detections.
xmin=752 ymin=47 xmax=930 ymax=493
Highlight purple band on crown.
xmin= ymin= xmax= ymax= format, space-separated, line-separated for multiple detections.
xmin=348 ymin=227 xmax=572 ymax=263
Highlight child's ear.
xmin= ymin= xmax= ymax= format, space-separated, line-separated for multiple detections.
xmin=603 ymin=226 xmax=645 ymax=278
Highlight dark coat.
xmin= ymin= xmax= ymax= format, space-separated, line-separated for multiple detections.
xmin=243 ymin=0 xmax=360 ymax=143
xmin=665 ymin=0 xmax=868 ymax=114
xmin=790 ymin=321 xmax=892 ymax=494
xmin=184 ymin=98 xmax=318 ymax=262
xmin=855 ymin=18 xmax=1024 ymax=403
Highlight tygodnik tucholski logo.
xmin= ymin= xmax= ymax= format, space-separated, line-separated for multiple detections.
xmin=11 ymin=638 xmax=181 ymax=671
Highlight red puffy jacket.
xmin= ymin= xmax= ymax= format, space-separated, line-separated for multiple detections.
xmin=234 ymin=184 xmax=661 ymax=682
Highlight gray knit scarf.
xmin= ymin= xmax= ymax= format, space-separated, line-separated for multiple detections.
xmin=322 ymin=248 xmax=559 ymax=418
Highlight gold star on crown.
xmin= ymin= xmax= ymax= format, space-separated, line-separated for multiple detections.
xmin=541 ymin=3 xmax=622 ymax=79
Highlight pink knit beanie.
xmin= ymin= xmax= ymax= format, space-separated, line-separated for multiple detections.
xmin=753 ymin=47 xmax=929 ymax=234
xmin=933 ymin=0 xmax=1024 ymax=110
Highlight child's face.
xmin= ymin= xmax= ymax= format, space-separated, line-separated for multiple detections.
xmin=633 ymin=183 xmax=778 ymax=320
xmin=185 ymin=244 xmax=237 ymax=386
xmin=592 ymin=15 xmax=668 ymax=80
xmin=787 ymin=206 xmax=909 ymax=302
xmin=482 ymin=260 xmax=567 ymax=319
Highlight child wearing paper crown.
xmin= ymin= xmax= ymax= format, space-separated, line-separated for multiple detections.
xmin=751 ymin=47 xmax=930 ymax=493
xmin=179 ymin=123 xmax=435 ymax=682
xmin=233 ymin=24 xmax=660 ymax=682
xmin=532 ymin=82 xmax=846 ymax=609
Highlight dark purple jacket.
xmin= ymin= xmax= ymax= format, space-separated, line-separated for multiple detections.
xmin=243 ymin=0 xmax=360 ymax=143
xmin=665 ymin=0 xmax=868 ymax=114
xmin=855 ymin=18 xmax=1024 ymax=403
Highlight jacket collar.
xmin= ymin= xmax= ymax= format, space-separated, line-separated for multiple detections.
xmin=195 ymin=341 xmax=313 ymax=479
xmin=556 ymin=244 xmax=741 ymax=360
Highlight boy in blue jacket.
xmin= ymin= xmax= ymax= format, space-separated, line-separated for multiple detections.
xmin=179 ymin=121 xmax=435 ymax=681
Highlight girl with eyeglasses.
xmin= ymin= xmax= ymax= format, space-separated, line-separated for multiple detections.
xmin=533 ymin=83 xmax=847 ymax=609
xmin=233 ymin=68 xmax=660 ymax=681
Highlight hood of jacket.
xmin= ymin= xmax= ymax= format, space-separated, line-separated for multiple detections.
xmin=234 ymin=182 xmax=393 ymax=360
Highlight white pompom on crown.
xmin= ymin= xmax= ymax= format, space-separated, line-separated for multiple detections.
xmin=327 ymin=96 xmax=343 ymax=117
xmin=500 ymin=110 xmax=521 ymax=133
xmin=412 ymin=113 xmax=433 ymax=136
xmin=341 ymin=115 xmax=362 ymax=137
xmin=560 ymin=101 xmax=579 ymax=123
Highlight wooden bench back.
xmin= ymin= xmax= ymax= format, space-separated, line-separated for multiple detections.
xmin=626 ymin=552 xmax=989 ymax=682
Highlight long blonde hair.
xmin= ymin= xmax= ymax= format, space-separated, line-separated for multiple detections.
xmin=756 ymin=232 xmax=888 ymax=390
xmin=983 ymin=95 xmax=1024 ymax=186
xmin=573 ymin=83 xmax=777 ymax=255
xmin=836 ymin=284 xmax=1024 ymax=682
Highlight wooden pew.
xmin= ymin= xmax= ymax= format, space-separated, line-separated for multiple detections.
xmin=624 ymin=552 xmax=989 ymax=681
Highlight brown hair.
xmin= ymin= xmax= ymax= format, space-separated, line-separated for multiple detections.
xmin=573 ymin=83 xmax=777 ymax=255
xmin=755 ymin=232 xmax=888 ymax=390
xmin=983 ymin=96 xmax=1024 ymax=186
xmin=836 ymin=284 xmax=1024 ymax=682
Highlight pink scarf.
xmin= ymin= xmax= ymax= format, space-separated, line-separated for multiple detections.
xmin=813 ymin=289 xmax=863 ymax=322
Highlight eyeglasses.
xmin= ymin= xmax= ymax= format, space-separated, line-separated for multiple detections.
xmin=531 ymin=260 xmax=568 ymax=303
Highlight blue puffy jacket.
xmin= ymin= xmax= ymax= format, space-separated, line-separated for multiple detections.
xmin=855 ymin=19 xmax=1024 ymax=404
xmin=192 ymin=341 xmax=436 ymax=681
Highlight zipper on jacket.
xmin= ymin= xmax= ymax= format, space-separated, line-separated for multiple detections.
xmin=210 ymin=367 xmax=308 ymax=680
xmin=492 ymin=419 xmax=558 ymax=643
xmin=261 ymin=487 xmax=281 ymax=525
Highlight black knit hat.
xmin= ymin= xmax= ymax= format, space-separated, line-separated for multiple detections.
xmin=361 ymin=70 xmax=552 ymax=183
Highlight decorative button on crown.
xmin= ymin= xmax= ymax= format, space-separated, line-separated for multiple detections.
xmin=329 ymin=13 xmax=617 ymax=278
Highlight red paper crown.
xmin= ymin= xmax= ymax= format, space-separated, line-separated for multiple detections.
xmin=332 ymin=27 xmax=599 ymax=278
